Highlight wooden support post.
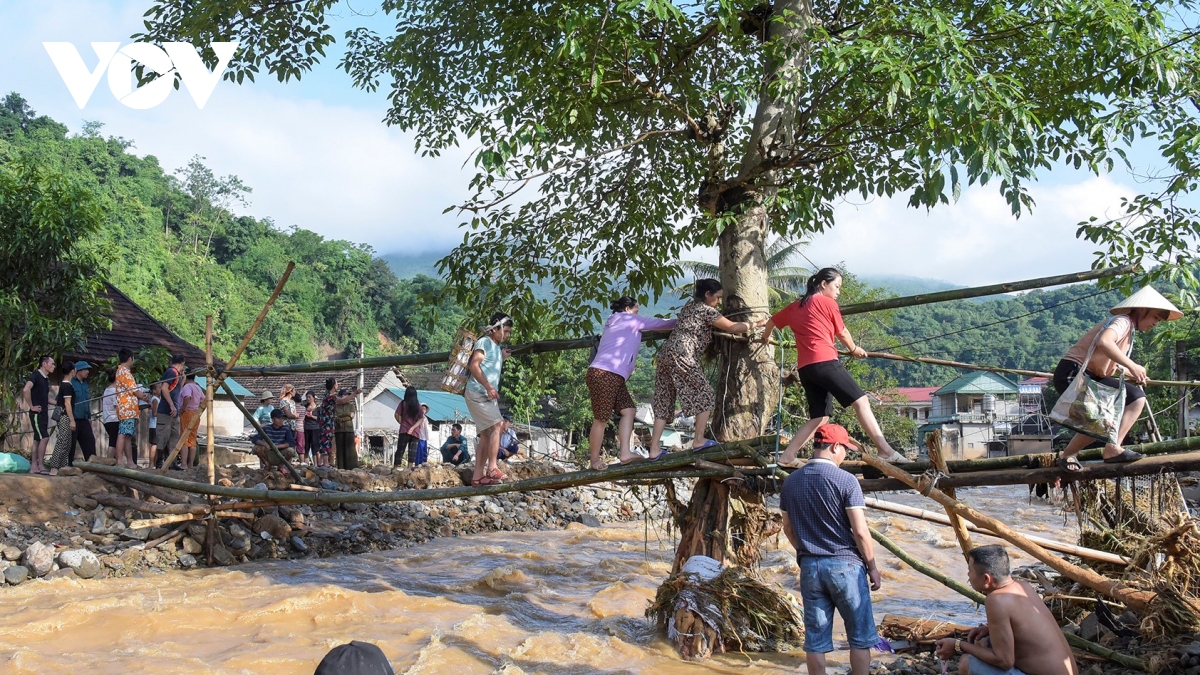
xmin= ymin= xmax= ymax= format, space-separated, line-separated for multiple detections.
xmin=205 ymin=315 xmax=215 ymax=485
xmin=862 ymin=454 xmax=1158 ymax=612
xmin=160 ymin=261 xmax=295 ymax=471
xmin=926 ymin=431 xmax=973 ymax=561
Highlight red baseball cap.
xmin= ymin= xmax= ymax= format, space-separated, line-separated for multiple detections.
xmin=813 ymin=424 xmax=859 ymax=450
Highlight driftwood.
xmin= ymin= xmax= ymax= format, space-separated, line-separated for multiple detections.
xmin=872 ymin=527 xmax=1147 ymax=671
xmin=879 ymin=614 xmax=971 ymax=647
xmin=129 ymin=513 xmax=201 ymax=530
xmin=863 ymin=454 xmax=1159 ymax=612
xmin=91 ymin=492 xmax=210 ymax=516
xmin=866 ymin=497 xmax=1129 ymax=565
xmin=143 ymin=522 xmax=190 ymax=550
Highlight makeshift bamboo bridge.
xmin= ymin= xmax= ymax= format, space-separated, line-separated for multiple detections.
xmin=77 ymin=261 xmax=1200 ymax=667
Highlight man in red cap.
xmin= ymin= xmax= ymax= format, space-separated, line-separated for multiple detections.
xmin=780 ymin=423 xmax=881 ymax=675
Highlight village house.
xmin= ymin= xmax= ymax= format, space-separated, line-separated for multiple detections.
xmin=916 ymin=371 xmax=1023 ymax=460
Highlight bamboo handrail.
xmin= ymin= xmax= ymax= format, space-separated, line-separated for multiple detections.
xmin=222 ymin=266 xmax=1139 ymax=377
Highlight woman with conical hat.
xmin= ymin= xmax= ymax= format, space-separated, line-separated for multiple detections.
xmin=1052 ymin=286 xmax=1182 ymax=471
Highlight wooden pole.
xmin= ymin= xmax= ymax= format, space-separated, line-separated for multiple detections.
xmin=205 ymin=315 xmax=215 ymax=485
xmin=925 ymin=431 xmax=974 ymax=561
xmin=864 ymin=497 xmax=1129 ymax=565
xmin=839 ymin=265 xmax=1138 ymax=315
xmin=861 ymin=453 xmax=1158 ymax=612
xmin=75 ymin=438 xmax=762 ymax=504
xmin=220 ymin=380 xmax=303 ymax=484
xmin=870 ymin=527 xmax=1147 ymax=671
xmin=160 ymin=261 xmax=295 ymax=470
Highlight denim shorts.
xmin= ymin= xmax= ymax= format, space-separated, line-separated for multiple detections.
xmin=799 ymin=556 xmax=878 ymax=652
xmin=966 ymin=655 xmax=1027 ymax=675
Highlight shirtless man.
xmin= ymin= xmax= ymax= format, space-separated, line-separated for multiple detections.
xmin=936 ymin=545 xmax=1078 ymax=675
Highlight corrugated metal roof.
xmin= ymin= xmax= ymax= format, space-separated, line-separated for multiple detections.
xmin=389 ymin=389 xmax=473 ymax=422
xmin=933 ymin=371 xmax=1018 ymax=396
xmin=196 ymin=376 xmax=253 ymax=397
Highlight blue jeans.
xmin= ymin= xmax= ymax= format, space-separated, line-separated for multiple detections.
xmin=799 ymin=557 xmax=878 ymax=653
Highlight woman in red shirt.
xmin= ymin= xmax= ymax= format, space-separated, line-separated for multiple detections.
xmin=762 ymin=268 xmax=907 ymax=465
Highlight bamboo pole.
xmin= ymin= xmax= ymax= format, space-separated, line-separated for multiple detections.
xmin=75 ymin=439 xmax=764 ymax=504
xmin=219 ymin=380 xmax=303 ymax=484
xmin=859 ymin=349 xmax=1200 ymax=389
xmin=861 ymin=454 xmax=1158 ymax=612
xmin=161 ymin=261 xmax=295 ymax=470
xmin=870 ymin=528 xmax=1147 ymax=671
xmin=926 ymin=431 xmax=974 ymax=561
xmin=840 ymin=434 xmax=1200 ymax=476
xmin=223 ymin=266 xmax=1138 ymax=377
xmin=864 ymin=497 xmax=1129 ymax=565
xmin=857 ymin=448 xmax=1200 ymax=492
xmin=839 ymin=265 xmax=1138 ymax=315
xmin=91 ymin=492 xmax=211 ymax=516
xmin=129 ymin=513 xmax=201 ymax=529
xmin=205 ymin=315 xmax=215 ymax=485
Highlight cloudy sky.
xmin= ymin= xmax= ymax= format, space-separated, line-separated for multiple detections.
xmin=0 ymin=2 xmax=1158 ymax=286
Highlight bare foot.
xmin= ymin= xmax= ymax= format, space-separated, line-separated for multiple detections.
xmin=589 ymin=460 xmax=608 ymax=471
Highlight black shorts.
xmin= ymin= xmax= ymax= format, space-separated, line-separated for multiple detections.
xmin=798 ymin=360 xmax=866 ymax=419
xmin=28 ymin=411 xmax=48 ymax=441
xmin=1053 ymin=360 xmax=1145 ymax=404
xmin=148 ymin=428 xmax=157 ymax=446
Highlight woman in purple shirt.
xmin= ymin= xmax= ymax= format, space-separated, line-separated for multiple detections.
xmin=586 ymin=297 xmax=677 ymax=469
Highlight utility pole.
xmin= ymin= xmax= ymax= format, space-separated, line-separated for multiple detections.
xmin=357 ymin=342 xmax=366 ymax=454
xmin=1178 ymin=341 xmax=1190 ymax=438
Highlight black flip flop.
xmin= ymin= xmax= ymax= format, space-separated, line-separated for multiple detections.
xmin=1057 ymin=456 xmax=1083 ymax=472
xmin=1103 ymin=449 xmax=1144 ymax=464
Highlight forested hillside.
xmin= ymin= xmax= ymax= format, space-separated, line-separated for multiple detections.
xmin=0 ymin=93 xmax=464 ymax=365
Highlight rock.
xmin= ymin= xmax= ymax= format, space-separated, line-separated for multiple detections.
xmin=4 ymin=565 xmax=29 ymax=585
xmin=120 ymin=547 xmax=142 ymax=568
xmin=91 ymin=511 xmax=108 ymax=534
xmin=120 ymin=527 xmax=150 ymax=542
xmin=252 ymin=483 xmax=268 ymax=491
xmin=253 ymin=515 xmax=293 ymax=541
xmin=179 ymin=553 xmax=197 ymax=567
xmin=320 ymin=479 xmax=339 ymax=490
xmin=91 ymin=456 xmax=117 ymax=466
xmin=217 ymin=478 xmax=233 ymax=487
xmin=21 ymin=541 xmax=55 ymax=577
xmin=181 ymin=537 xmax=203 ymax=555
xmin=484 ymin=502 xmax=503 ymax=515
xmin=212 ymin=544 xmax=236 ymax=566
xmin=290 ymin=536 xmax=308 ymax=552
xmin=72 ymin=495 xmax=98 ymax=510
xmin=57 ymin=549 xmax=101 ymax=579
xmin=47 ymin=567 xmax=77 ymax=580
xmin=57 ymin=467 xmax=82 ymax=477
xmin=1 ymin=546 xmax=20 ymax=562
xmin=187 ymin=523 xmax=207 ymax=540
xmin=578 ymin=514 xmax=602 ymax=528
xmin=1078 ymin=612 xmax=1106 ymax=642
xmin=229 ymin=524 xmax=250 ymax=539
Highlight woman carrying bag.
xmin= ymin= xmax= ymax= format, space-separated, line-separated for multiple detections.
xmin=1052 ymin=286 xmax=1182 ymax=471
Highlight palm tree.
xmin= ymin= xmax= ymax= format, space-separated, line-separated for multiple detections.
xmin=673 ymin=237 xmax=811 ymax=308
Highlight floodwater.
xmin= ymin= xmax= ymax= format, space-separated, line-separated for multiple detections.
xmin=0 ymin=485 xmax=1075 ymax=674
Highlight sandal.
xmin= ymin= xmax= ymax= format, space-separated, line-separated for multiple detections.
xmin=471 ymin=476 xmax=499 ymax=486
xmin=1057 ymin=456 xmax=1083 ymax=473
xmin=487 ymin=468 xmax=508 ymax=481
xmin=1103 ymin=449 xmax=1144 ymax=464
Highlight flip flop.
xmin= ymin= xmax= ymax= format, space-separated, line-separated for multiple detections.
xmin=1103 ymin=449 xmax=1144 ymax=464
xmin=692 ymin=439 xmax=720 ymax=453
xmin=1057 ymin=456 xmax=1083 ymax=473
xmin=648 ymin=449 xmax=670 ymax=462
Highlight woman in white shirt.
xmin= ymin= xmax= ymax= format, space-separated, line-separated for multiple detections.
xmin=101 ymin=378 xmax=118 ymax=458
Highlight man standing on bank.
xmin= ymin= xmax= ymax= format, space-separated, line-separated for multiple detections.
xmin=22 ymin=356 xmax=55 ymax=475
xmin=762 ymin=267 xmax=908 ymax=464
xmin=936 ymin=545 xmax=1078 ymax=675
xmin=780 ymin=423 xmax=881 ymax=675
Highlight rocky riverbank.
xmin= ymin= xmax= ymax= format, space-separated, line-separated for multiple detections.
xmin=0 ymin=459 xmax=674 ymax=586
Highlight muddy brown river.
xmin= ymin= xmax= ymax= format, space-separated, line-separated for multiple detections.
xmin=0 ymin=485 xmax=1074 ymax=674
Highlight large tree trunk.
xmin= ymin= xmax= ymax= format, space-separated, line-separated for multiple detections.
xmin=663 ymin=0 xmax=814 ymax=658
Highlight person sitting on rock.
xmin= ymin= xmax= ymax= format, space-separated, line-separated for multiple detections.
xmin=440 ymin=424 xmax=471 ymax=466
xmin=936 ymin=545 xmax=1078 ymax=675
xmin=496 ymin=417 xmax=521 ymax=461
xmin=252 ymin=408 xmax=298 ymax=470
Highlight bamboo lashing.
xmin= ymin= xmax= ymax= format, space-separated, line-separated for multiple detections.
xmin=925 ymin=430 xmax=974 ymax=561
xmin=160 ymin=261 xmax=295 ymax=471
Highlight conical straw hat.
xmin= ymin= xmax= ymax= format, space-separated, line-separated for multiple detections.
xmin=1109 ymin=286 xmax=1183 ymax=321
